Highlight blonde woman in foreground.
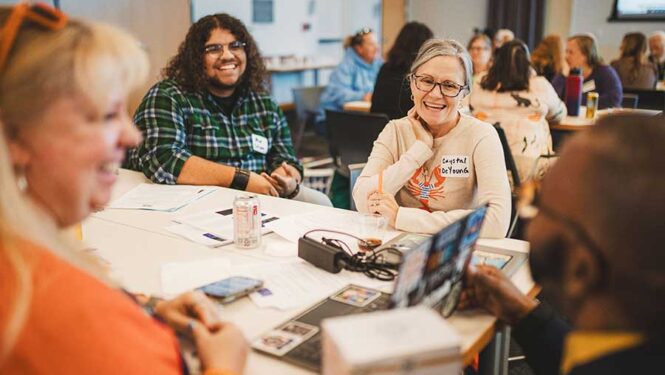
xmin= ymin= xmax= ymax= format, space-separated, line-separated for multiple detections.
xmin=0 ymin=3 xmax=246 ymax=374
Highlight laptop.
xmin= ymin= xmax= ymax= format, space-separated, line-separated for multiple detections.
xmin=252 ymin=205 xmax=495 ymax=371
xmin=380 ymin=221 xmax=527 ymax=277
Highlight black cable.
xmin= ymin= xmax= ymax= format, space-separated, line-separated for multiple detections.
xmin=302 ymin=229 xmax=400 ymax=281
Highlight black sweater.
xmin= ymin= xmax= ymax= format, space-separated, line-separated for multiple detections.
xmin=370 ymin=64 xmax=413 ymax=120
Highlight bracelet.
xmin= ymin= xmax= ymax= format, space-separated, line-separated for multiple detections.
xmin=285 ymin=182 xmax=300 ymax=199
xmin=230 ymin=167 xmax=250 ymax=191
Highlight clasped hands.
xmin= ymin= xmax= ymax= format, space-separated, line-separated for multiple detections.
xmin=246 ymin=161 xmax=300 ymax=197
xmin=367 ymin=190 xmax=399 ymax=227
xmin=143 ymin=291 xmax=248 ymax=372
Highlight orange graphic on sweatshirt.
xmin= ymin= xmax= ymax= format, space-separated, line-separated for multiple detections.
xmin=406 ymin=166 xmax=446 ymax=212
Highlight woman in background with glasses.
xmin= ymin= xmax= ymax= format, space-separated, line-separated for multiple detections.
xmin=467 ymin=33 xmax=493 ymax=79
xmin=0 ymin=4 xmax=246 ymax=374
xmin=353 ymin=39 xmax=511 ymax=238
xmin=469 ymin=39 xmax=566 ymax=182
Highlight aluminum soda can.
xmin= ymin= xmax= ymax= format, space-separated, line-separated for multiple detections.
xmin=585 ymin=92 xmax=599 ymax=119
xmin=233 ymin=193 xmax=261 ymax=249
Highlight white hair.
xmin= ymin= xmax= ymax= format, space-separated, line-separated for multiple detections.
xmin=495 ymin=29 xmax=514 ymax=42
xmin=409 ymin=38 xmax=473 ymax=94
xmin=649 ymin=30 xmax=665 ymax=41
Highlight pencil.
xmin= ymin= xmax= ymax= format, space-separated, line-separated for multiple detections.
xmin=378 ymin=170 xmax=383 ymax=194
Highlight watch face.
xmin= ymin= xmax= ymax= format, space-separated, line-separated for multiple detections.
xmin=441 ymin=280 xmax=463 ymax=318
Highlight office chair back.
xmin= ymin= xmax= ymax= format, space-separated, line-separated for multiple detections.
xmin=622 ymin=89 xmax=665 ymax=111
xmin=493 ymin=123 xmax=522 ymax=238
xmin=621 ymin=93 xmax=639 ymax=109
xmin=291 ymin=86 xmax=326 ymax=152
xmin=325 ymin=110 xmax=390 ymax=168
xmin=348 ymin=163 xmax=366 ymax=211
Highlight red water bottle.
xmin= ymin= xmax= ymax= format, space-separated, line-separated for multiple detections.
xmin=564 ymin=68 xmax=583 ymax=116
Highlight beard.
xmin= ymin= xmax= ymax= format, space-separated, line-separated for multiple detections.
xmin=207 ymin=75 xmax=240 ymax=94
xmin=529 ymin=235 xmax=569 ymax=314
xmin=207 ymin=57 xmax=244 ymax=94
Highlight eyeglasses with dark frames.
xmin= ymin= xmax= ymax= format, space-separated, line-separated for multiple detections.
xmin=0 ymin=3 xmax=68 ymax=73
xmin=204 ymin=40 xmax=246 ymax=58
xmin=517 ymin=179 xmax=609 ymax=284
xmin=411 ymin=74 xmax=468 ymax=98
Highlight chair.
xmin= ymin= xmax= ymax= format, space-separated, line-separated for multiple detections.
xmin=622 ymin=89 xmax=665 ymax=111
xmin=348 ymin=163 xmax=366 ymax=211
xmin=291 ymin=86 xmax=326 ymax=153
xmin=621 ymin=93 xmax=639 ymax=109
xmin=324 ymin=110 xmax=390 ymax=174
xmin=493 ymin=124 xmax=522 ymax=239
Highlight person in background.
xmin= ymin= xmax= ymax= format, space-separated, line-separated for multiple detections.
xmin=531 ymin=34 xmax=565 ymax=82
xmin=552 ymin=34 xmax=622 ymax=109
xmin=467 ymin=33 xmax=493 ymax=79
xmin=611 ymin=32 xmax=658 ymax=90
xmin=0 ymin=3 xmax=247 ymax=374
xmin=317 ymin=28 xmax=383 ymax=131
xmin=648 ymin=31 xmax=665 ymax=81
xmin=126 ymin=13 xmax=331 ymax=206
xmin=462 ymin=114 xmax=665 ymax=375
xmin=353 ymin=39 xmax=511 ymax=238
xmin=494 ymin=29 xmax=514 ymax=49
xmin=371 ymin=21 xmax=433 ymax=120
xmin=470 ymin=40 xmax=565 ymax=182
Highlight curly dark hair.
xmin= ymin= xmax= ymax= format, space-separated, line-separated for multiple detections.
xmin=163 ymin=13 xmax=267 ymax=93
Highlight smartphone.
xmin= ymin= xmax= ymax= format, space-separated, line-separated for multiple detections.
xmin=198 ymin=276 xmax=264 ymax=303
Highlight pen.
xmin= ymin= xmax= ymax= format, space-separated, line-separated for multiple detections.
xmin=378 ymin=170 xmax=383 ymax=194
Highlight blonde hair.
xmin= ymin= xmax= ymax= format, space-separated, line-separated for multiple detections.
xmin=0 ymin=6 xmax=148 ymax=364
xmin=531 ymin=34 xmax=564 ymax=76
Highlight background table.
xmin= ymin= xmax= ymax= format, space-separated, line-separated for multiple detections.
xmin=342 ymin=100 xmax=371 ymax=112
xmin=84 ymin=169 xmax=535 ymax=374
xmin=552 ymin=107 xmax=662 ymax=132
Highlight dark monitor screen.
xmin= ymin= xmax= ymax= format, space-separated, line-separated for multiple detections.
xmin=609 ymin=0 xmax=665 ymax=21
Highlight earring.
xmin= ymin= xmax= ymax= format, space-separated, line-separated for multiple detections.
xmin=410 ymin=94 xmax=414 ymax=100
xmin=16 ymin=172 xmax=27 ymax=192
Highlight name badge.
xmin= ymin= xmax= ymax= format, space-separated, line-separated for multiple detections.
xmin=582 ymin=80 xmax=596 ymax=93
xmin=440 ymin=155 xmax=470 ymax=177
xmin=251 ymin=134 xmax=268 ymax=154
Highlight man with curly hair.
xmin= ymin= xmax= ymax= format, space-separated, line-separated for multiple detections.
xmin=126 ymin=13 xmax=331 ymax=205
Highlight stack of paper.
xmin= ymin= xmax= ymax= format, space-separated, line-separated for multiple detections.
xmin=108 ymin=183 xmax=217 ymax=212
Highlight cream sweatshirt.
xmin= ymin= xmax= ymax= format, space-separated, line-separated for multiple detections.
xmin=353 ymin=112 xmax=511 ymax=238
xmin=469 ymin=74 xmax=565 ymax=180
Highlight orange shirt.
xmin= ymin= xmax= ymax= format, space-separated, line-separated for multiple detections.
xmin=0 ymin=238 xmax=183 ymax=374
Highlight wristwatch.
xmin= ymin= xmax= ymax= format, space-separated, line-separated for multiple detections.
xmin=285 ymin=182 xmax=300 ymax=199
xmin=230 ymin=167 xmax=250 ymax=191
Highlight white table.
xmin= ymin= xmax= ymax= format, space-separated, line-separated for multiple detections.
xmin=84 ymin=169 xmax=535 ymax=374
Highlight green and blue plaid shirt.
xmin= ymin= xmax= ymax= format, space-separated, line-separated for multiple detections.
xmin=126 ymin=79 xmax=301 ymax=184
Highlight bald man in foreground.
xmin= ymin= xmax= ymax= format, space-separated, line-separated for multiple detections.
xmin=463 ymin=113 xmax=665 ymax=375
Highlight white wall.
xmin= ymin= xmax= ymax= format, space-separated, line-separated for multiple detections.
xmin=193 ymin=0 xmax=381 ymax=60
xmin=569 ymin=0 xmax=664 ymax=62
xmin=407 ymin=0 xmax=488 ymax=46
